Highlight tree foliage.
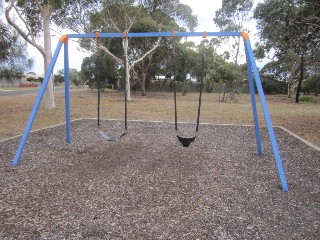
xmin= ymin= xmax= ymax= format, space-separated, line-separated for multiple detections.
xmin=214 ymin=0 xmax=253 ymax=32
xmin=0 ymin=1 xmax=32 ymax=76
xmin=254 ymin=0 xmax=320 ymax=100
xmin=81 ymin=52 xmax=121 ymax=90
xmin=55 ymin=68 xmax=83 ymax=86
xmin=213 ymin=0 xmax=253 ymax=64
xmin=301 ymin=75 xmax=320 ymax=96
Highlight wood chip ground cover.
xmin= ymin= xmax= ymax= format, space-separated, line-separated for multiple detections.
xmin=0 ymin=119 xmax=319 ymax=239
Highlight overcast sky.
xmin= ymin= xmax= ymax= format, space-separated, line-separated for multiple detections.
xmin=29 ymin=0 xmax=260 ymax=75
xmin=180 ymin=0 xmax=221 ymax=32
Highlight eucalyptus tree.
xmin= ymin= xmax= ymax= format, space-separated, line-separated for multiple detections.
xmin=213 ymin=0 xmax=253 ymax=65
xmin=289 ymin=0 xmax=320 ymax=102
xmin=254 ymin=0 xmax=320 ymax=101
xmin=130 ymin=16 xmax=161 ymax=95
xmin=4 ymin=0 xmax=96 ymax=108
xmin=81 ymin=0 xmax=197 ymax=100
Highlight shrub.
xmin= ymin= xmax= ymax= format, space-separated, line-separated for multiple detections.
xmin=301 ymin=76 xmax=320 ymax=97
xmin=106 ymin=84 xmax=113 ymax=90
xmin=299 ymin=95 xmax=318 ymax=103
xmin=260 ymin=78 xmax=287 ymax=95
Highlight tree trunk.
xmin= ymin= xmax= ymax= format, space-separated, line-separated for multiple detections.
xmin=288 ymin=80 xmax=298 ymax=99
xmin=141 ymin=72 xmax=147 ymax=96
xmin=41 ymin=4 xmax=55 ymax=109
xmin=295 ymin=53 xmax=304 ymax=103
xmin=123 ymin=39 xmax=131 ymax=101
xmin=235 ymin=36 xmax=240 ymax=65
xmin=140 ymin=65 xmax=147 ymax=96
xmin=287 ymin=61 xmax=299 ymax=98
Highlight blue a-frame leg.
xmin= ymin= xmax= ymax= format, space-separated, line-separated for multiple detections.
xmin=11 ymin=40 xmax=64 ymax=167
xmin=243 ymin=34 xmax=288 ymax=191
xmin=245 ymin=46 xmax=262 ymax=156
xmin=63 ymin=36 xmax=71 ymax=144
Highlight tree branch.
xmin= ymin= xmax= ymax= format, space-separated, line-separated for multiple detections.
xmin=121 ymin=4 xmax=131 ymax=30
xmin=99 ymin=45 xmax=124 ymax=66
xmin=106 ymin=8 xmax=121 ymax=32
xmin=293 ymin=19 xmax=320 ymax=28
xmin=34 ymin=0 xmax=43 ymax=11
xmin=5 ymin=0 xmax=45 ymax=55
xmin=127 ymin=3 xmax=143 ymax=33
xmin=12 ymin=3 xmax=33 ymax=38
xmin=131 ymin=37 xmax=162 ymax=67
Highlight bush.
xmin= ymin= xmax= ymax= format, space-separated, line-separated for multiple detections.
xmin=26 ymin=76 xmax=39 ymax=82
xmin=260 ymin=78 xmax=287 ymax=95
xmin=301 ymin=76 xmax=320 ymax=96
xmin=106 ymin=84 xmax=113 ymax=90
xmin=299 ymin=95 xmax=318 ymax=103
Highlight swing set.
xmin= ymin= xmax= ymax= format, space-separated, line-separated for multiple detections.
xmin=10 ymin=31 xmax=289 ymax=192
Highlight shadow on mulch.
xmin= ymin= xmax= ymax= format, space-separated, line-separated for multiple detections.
xmin=0 ymin=119 xmax=319 ymax=239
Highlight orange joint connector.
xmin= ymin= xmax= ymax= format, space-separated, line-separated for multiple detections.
xmin=59 ymin=34 xmax=68 ymax=43
xmin=95 ymin=31 xmax=100 ymax=46
xmin=172 ymin=31 xmax=177 ymax=39
xmin=241 ymin=32 xmax=249 ymax=41
xmin=122 ymin=31 xmax=126 ymax=39
xmin=202 ymin=31 xmax=207 ymax=38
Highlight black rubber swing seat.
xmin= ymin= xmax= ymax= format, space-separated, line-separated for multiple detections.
xmin=98 ymin=130 xmax=127 ymax=141
xmin=177 ymin=135 xmax=196 ymax=147
xmin=172 ymin=39 xmax=204 ymax=148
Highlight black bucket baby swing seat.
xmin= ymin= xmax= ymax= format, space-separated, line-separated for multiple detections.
xmin=172 ymin=37 xmax=204 ymax=147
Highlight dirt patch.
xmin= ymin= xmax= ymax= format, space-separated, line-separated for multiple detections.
xmin=1 ymin=119 xmax=319 ymax=239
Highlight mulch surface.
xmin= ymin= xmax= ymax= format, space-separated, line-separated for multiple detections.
xmin=0 ymin=119 xmax=319 ymax=239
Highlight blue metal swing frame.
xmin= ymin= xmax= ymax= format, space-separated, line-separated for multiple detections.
xmin=10 ymin=31 xmax=288 ymax=191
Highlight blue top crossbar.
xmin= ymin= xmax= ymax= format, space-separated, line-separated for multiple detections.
xmin=65 ymin=31 xmax=242 ymax=39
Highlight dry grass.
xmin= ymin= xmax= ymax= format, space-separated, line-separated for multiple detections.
xmin=1 ymin=88 xmax=319 ymax=147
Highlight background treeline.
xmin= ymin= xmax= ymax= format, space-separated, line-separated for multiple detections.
xmin=1 ymin=0 xmax=319 ymax=105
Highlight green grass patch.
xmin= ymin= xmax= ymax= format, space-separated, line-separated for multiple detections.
xmin=300 ymin=95 xmax=318 ymax=103
xmin=0 ymin=88 xmax=19 ymax=91
xmin=0 ymin=87 xmax=40 ymax=91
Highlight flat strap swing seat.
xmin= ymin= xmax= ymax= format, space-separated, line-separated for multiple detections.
xmin=98 ymin=129 xmax=127 ymax=141
xmin=96 ymin=78 xmax=127 ymax=141
xmin=96 ymin=31 xmax=128 ymax=141
xmin=96 ymin=68 xmax=127 ymax=141
xmin=172 ymin=34 xmax=204 ymax=147
xmin=96 ymin=75 xmax=128 ymax=142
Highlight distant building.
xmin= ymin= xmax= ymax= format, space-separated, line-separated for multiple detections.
xmin=0 ymin=72 xmax=43 ymax=88
xmin=186 ymin=73 xmax=197 ymax=83
xmin=151 ymin=75 xmax=173 ymax=82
